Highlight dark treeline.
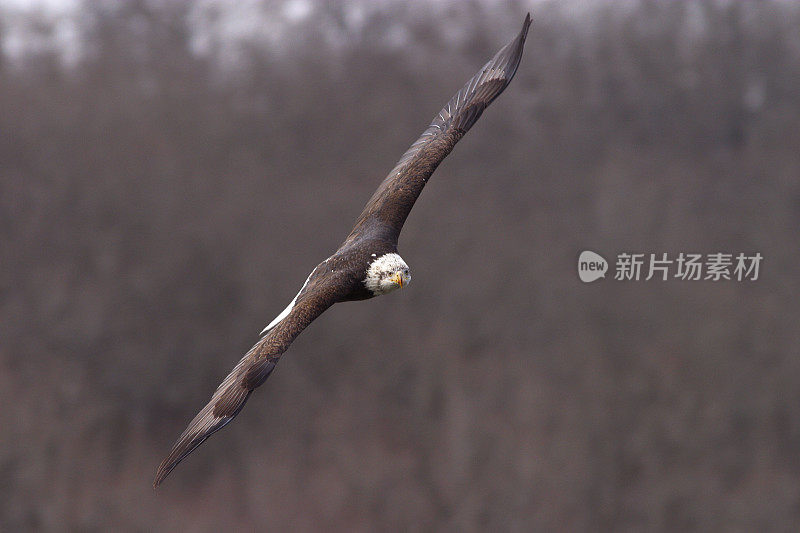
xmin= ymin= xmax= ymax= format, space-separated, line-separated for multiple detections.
xmin=2 ymin=1 xmax=799 ymax=530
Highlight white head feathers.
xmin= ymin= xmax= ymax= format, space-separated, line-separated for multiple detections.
xmin=364 ymin=253 xmax=411 ymax=296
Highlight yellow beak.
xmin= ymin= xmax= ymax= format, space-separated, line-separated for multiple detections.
xmin=393 ymin=272 xmax=403 ymax=288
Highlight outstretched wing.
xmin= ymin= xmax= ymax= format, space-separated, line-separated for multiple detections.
xmin=343 ymin=13 xmax=531 ymax=247
xmin=153 ymin=274 xmax=338 ymax=487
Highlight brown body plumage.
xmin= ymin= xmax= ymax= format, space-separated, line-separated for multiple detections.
xmin=154 ymin=13 xmax=531 ymax=487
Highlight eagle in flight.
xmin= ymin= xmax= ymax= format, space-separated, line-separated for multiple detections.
xmin=155 ymin=13 xmax=531 ymax=487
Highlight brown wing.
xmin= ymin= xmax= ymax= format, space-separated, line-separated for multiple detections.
xmin=153 ymin=272 xmax=340 ymax=487
xmin=343 ymin=13 xmax=531 ymax=247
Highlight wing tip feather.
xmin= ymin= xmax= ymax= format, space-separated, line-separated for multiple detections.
xmin=153 ymin=383 xmax=253 ymax=488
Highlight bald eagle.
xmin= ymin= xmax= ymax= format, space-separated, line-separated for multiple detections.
xmin=155 ymin=13 xmax=531 ymax=487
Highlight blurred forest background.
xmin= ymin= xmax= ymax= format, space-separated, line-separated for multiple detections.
xmin=2 ymin=0 xmax=800 ymax=530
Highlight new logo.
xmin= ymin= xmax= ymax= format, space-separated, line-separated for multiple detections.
xmin=578 ymin=250 xmax=608 ymax=283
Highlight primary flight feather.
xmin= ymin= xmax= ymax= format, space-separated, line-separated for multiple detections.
xmin=154 ymin=13 xmax=531 ymax=487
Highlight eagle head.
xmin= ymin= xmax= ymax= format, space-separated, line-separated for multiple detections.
xmin=364 ymin=253 xmax=411 ymax=296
